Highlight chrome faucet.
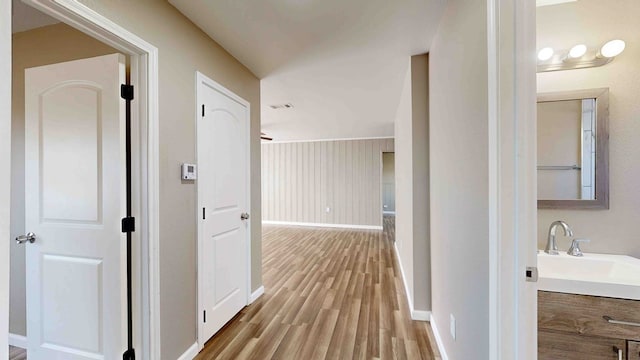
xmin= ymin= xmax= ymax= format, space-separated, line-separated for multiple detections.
xmin=545 ymin=220 xmax=573 ymax=255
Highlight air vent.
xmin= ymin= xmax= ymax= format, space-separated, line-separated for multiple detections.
xmin=269 ymin=103 xmax=294 ymax=110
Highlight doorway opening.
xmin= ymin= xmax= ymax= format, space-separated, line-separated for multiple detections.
xmin=7 ymin=0 xmax=160 ymax=358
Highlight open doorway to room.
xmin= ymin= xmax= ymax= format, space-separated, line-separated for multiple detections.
xmin=381 ymin=151 xmax=396 ymax=241
xmin=535 ymin=1 xmax=640 ymax=358
xmin=8 ymin=1 xmax=159 ymax=358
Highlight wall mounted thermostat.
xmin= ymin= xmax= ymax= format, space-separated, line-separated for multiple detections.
xmin=182 ymin=163 xmax=197 ymax=180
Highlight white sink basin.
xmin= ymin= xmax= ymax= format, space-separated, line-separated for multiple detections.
xmin=538 ymin=252 xmax=640 ymax=300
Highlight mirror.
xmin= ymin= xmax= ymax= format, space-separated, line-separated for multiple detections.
xmin=537 ymin=88 xmax=609 ymax=209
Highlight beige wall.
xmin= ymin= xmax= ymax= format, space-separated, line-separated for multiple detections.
xmin=429 ymin=0 xmax=490 ymax=358
xmin=68 ymin=1 xmax=262 ymax=358
xmin=537 ymin=0 xmax=640 ymax=258
xmin=410 ymin=54 xmax=430 ymax=311
xmin=261 ymin=138 xmax=394 ymax=227
xmin=394 ymin=62 xmax=415 ymax=308
xmin=537 ymin=100 xmax=582 ymax=200
xmin=10 ymin=23 xmax=120 ymax=337
xmin=394 ymin=53 xmax=431 ymax=313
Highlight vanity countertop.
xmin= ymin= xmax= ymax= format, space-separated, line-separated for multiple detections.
xmin=538 ymin=252 xmax=640 ymax=300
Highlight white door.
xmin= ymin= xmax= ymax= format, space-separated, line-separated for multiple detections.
xmin=23 ymin=54 xmax=127 ymax=360
xmin=197 ymin=74 xmax=249 ymax=346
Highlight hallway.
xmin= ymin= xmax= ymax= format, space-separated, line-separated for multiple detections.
xmin=196 ymin=216 xmax=439 ymax=359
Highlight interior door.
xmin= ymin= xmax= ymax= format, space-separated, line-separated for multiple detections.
xmin=197 ymin=76 xmax=249 ymax=345
xmin=23 ymin=53 xmax=127 ymax=360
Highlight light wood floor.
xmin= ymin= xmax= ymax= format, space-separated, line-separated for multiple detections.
xmin=9 ymin=345 xmax=26 ymax=360
xmin=196 ymin=215 xmax=440 ymax=360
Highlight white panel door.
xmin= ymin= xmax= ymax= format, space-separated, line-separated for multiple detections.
xmin=197 ymin=76 xmax=249 ymax=345
xmin=24 ymin=54 xmax=127 ymax=360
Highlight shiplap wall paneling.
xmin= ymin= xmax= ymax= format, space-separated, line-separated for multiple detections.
xmin=261 ymin=138 xmax=394 ymax=227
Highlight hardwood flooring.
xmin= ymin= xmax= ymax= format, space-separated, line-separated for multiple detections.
xmin=196 ymin=215 xmax=440 ymax=360
xmin=9 ymin=346 xmax=26 ymax=360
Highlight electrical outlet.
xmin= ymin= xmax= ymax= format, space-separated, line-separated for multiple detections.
xmin=326 ymin=207 xmax=331 ymax=213
xmin=450 ymin=314 xmax=456 ymax=340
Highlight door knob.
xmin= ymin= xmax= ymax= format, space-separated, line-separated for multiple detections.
xmin=15 ymin=232 xmax=36 ymax=244
xmin=240 ymin=213 xmax=250 ymax=220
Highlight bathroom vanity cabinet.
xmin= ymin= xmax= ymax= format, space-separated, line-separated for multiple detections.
xmin=539 ymin=291 xmax=640 ymax=360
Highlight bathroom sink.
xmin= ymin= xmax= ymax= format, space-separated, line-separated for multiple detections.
xmin=537 ymin=252 xmax=640 ymax=300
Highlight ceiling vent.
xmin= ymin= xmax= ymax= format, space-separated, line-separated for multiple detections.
xmin=269 ymin=103 xmax=294 ymax=110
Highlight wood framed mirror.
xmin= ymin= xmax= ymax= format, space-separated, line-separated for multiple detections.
xmin=537 ymin=88 xmax=609 ymax=209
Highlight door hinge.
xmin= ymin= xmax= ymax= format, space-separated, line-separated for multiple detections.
xmin=202 ymin=104 xmax=205 ymax=117
xmin=526 ymin=266 xmax=538 ymax=282
xmin=122 ymin=217 xmax=136 ymax=233
xmin=202 ymin=207 xmax=206 ymax=220
xmin=121 ymin=84 xmax=134 ymax=101
xmin=203 ymin=310 xmax=206 ymax=323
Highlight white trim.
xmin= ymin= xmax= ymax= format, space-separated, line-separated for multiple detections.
xmin=0 ymin=0 xmax=10 ymax=356
xmin=195 ymin=71 xmax=252 ymax=352
xmin=411 ymin=310 xmax=431 ymax=322
xmin=393 ymin=242 xmax=414 ymax=313
xmin=20 ymin=1 xmax=161 ymax=359
xmin=264 ymin=136 xmax=394 ymax=144
xmin=382 ymin=211 xmax=396 ymax=215
xmin=249 ymin=286 xmax=265 ymax=304
xmin=8 ymin=334 xmax=27 ymax=349
xmin=430 ymin=314 xmax=450 ymax=360
xmin=262 ymin=220 xmax=382 ymax=231
xmin=176 ymin=342 xmax=199 ymax=360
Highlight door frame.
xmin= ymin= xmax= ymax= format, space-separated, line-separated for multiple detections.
xmin=4 ymin=0 xmax=161 ymax=359
xmin=0 ymin=0 xmax=11 ymax=358
xmin=488 ymin=0 xmax=537 ymax=359
xmin=195 ymin=71 xmax=252 ymax=350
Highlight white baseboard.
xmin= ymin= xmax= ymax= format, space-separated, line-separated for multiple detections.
xmin=8 ymin=333 xmax=27 ymax=349
xmin=249 ymin=286 xmax=265 ymax=304
xmin=262 ymin=220 xmax=382 ymax=231
xmin=393 ymin=242 xmax=415 ymax=316
xmin=393 ymin=243 xmax=432 ymax=322
xmin=430 ymin=315 xmax=449 ymax=360
xmin=411 ymin=309 xmax=432 ymax=321
xmin=177 ymin=342 xmax=199 ymax=360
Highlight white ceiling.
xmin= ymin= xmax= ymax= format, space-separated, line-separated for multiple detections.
xmin=169 ymin=0 xmax=446 ymax=141
xmin=12 ymin=0 xmax=60 ymax=34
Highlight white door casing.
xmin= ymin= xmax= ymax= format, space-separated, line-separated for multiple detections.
xmin=0 ymin=0 xmax=11 ymax=357
xmin=196 ymin=72 xmax=251 ymax=348
xmin=24 ymin=54 xmax=127 ymax=360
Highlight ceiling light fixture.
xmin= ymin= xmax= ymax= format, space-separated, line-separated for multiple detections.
xmin=538 ymin=39 xmax=626 ymax=73
xmin=538 ymin=47 xmax=554 ymax=61
xmin=599 ymin=39 xmax=626 ymax=58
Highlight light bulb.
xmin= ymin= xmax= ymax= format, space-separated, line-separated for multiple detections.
xmin=568 ymin=44 xmax=587 ymax=59
xmin=600 ymin=40 xmax=625 ymax=58
xmin=538 ymin=47 xmax=554 ymax=61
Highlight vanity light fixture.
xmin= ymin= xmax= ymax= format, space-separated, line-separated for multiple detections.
xmin=599 ymin=39 xmax=625 ymax=58
xmin=538 ymin=39 xmax=626 ymax=73
xmin=538 ymin=47 xmax=554 ymax=61
xmin=568 ymin=44 xmax=587 ymax=59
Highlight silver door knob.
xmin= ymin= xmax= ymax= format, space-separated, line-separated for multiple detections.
xmin=15 ymin=232 xmax=36 ymax=244
xmin=240 ymin=213 xmax=250 ymax=220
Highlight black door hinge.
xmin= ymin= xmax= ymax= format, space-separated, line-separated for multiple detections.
xmin=203 ymin=310 xmax=207 ymax=323
xmin=122 ymin=217 xmax=135 ymax=233
xmin=121 ymin=84 xmax=134 ymax=101
xmin=202 ymin=104 xmax=205 ymax=117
